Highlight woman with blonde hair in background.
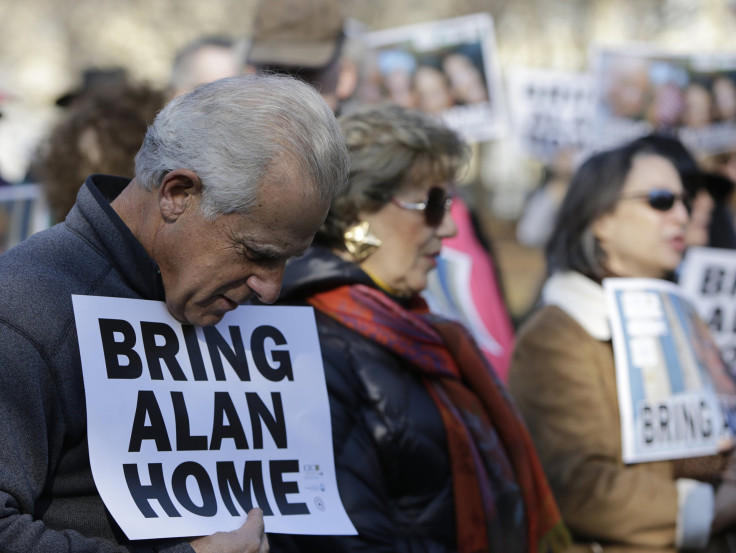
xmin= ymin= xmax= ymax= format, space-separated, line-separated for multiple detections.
xmin=270 ymin=104 xmax=569 ymax=553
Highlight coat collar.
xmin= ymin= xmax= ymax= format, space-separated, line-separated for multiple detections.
xmin=542 ymin=271 xmax=611 ymax=341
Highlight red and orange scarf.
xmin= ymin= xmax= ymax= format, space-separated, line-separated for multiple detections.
xmin=308 ymin=284 xmax=569 ymax=553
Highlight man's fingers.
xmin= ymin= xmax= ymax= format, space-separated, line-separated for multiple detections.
xmin=241 ymin=508 xmax=265 ymax=533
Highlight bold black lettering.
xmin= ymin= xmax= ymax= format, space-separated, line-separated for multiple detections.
xmin=251 ymin=325 xmax=293 ymax=382
xmin=129 ymin=390 xmax=172 ymax=452
xmin=99 ymin=318 xmax=142 ymax=379
xmin=182 ymin=325 xmax=207 ymax=381
xmin=171 ymin=462 xmax=217 ymax=516
xmin=216 ymin=460 xmax=273 ymax=516
xmin=659 ymin=404 xmax=670 ymax=440
xmin=141 ymin=322 xmax=186 ymax=381
xmin=210 ymin=392 xmax=249 ymax=450
xmin=203 ymin=326 xmax=250 ymax=381
xmin=701 ymin=266 xmax=725 ymax=295
xmin=247 ymin=392 xmax=287 ymax=449
xmin=172 ymin=391 xmax=208 ymax=450
xmin=642 ymin=405 xmax=654 ymax=444
xmin=123 ymin=463 xmax=181 ymax=518
xmin=700 ymin=399 xmax=713 ymax=438
xmin=709 ymin=307 xmax=724 ymax=333
xmin=270 ymin=460 xmax=308 ymax=515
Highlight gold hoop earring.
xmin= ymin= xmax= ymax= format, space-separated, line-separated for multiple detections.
xmin=343 ymin=221 xmax=381 ymax=262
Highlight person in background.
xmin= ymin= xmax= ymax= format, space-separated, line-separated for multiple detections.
xmin=509 ymin=140 xmax=736 ymax=551
xmin=168 ymin=35 xmax=244 ymax=100
xmin=413 ymin=64 xmax=455 ymax=115
xmin=442 ymin=52 xmax=489 ymax=105
xmin=516 ymin=147 xmax=577 ymax=250
xmin=630 ymin=133 xmax=736 ymax=250
xmin=271 ymin=104 xmax=570 ymax=553
xmin=376 ymin=49 xmax=418 ymax=109
xmin=54 ymin=67 xmax=129 ymax=109
xmin=0 ymin=73 xmax=348 ymax=553
xmin=682 ymin=80 xmax=715 ymax=130
xmin=711 ymin=75 xmax=736 ymax=122
xmin=33 ymin=78 xmax=165 ymax=222
xmin=246 ymin=0 xmax=358 ymax=115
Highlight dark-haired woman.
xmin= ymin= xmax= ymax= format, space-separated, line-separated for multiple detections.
xmin=509 ymin=140 xmax=736 ymax=551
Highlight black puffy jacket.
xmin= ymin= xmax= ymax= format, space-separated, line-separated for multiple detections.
xmin=269 ymin=246 xmax=457 ymax=553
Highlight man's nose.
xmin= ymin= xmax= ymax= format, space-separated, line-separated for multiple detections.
xmin=246 ymin=264 xmax=286 ymax=305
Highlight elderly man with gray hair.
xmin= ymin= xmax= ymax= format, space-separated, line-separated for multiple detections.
xmin=0 ymin=74 xmax=348 ymax=552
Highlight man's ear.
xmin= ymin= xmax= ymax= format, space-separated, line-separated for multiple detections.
xmin=158 ymin=169 xmax=202 ymax=222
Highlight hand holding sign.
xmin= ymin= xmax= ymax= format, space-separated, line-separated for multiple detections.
xmin=190 ymin=508 xmax=269 ymax=553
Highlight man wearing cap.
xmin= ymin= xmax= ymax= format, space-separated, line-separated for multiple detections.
xmin=247 ymin=0 xmax=357 ymax=113
xmin=0 ymin=74 xmax=348 ymax=553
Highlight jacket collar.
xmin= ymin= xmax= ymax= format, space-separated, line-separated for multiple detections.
xmin=279 ymin=245 xmax=375 ymax=302
xmin=66 ymin=174 xmax=166 ymax=302
xmin=542 ymin=271 xmax=611 ymax=341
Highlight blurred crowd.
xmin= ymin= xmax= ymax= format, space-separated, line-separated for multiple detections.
xmin=2 ymin=0 xmax=736 ymax=552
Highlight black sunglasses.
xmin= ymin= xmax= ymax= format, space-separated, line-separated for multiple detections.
xmin=619 ymin=189 xmax=691 ymax=212
xmin=391 ymin=187 xmax=453 ymax=227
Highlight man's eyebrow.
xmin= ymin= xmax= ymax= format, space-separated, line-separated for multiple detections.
xmin=235 ymin=237 xmax=290 ymax=260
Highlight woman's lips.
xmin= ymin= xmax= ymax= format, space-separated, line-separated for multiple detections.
xmin=669 ymin=235 xmax=686 ymax=252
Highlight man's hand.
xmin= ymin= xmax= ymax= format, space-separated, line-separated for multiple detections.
xmin=189 ymin=509 xmax=269 ymax=553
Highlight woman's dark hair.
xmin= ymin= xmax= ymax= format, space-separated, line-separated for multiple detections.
xmin=629 ymin=133 xmax=699 ymax=193
xmin=545 ymin=141 xmax=663 ymax=280
xmin=630 ymin=133 xmax=736 ymax=249
xmin=316 ymin=104 xmax=469 ymax=249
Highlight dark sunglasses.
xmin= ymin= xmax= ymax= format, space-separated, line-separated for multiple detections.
xmin=619 ymin=189 xmax=691 ymax=212
xmin=391 ymin=187 xmax=453 ymax=227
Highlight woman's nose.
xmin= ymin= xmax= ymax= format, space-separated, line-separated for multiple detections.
xmin=436 ymin=209 xmax=458 ymax=239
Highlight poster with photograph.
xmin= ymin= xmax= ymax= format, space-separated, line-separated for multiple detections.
xmin=591 ymin=46 xmax=736 ymax=155
xmin=679 ymin=247 xmax=736 ymax=377
xmin=604 ymin=277 xmax=734 ymax=464
xmin=72 ymin=295 xmax=356 ymax=540
xmin=365 ymin=13 xmax=506 ymax=142
xmin=0 ymin=184 xmax=50 ymax=254
xmin=506 ymin=67 xmax=595 ymax=162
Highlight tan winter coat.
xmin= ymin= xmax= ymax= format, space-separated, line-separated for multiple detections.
xmin=509 ymin=272 xmax=731 ymax=552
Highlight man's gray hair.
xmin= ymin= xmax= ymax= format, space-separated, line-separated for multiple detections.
xmin=135 ymin=73 xmax=348 ymax=219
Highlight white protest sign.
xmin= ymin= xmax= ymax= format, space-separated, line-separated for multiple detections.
xmin=680 ymin=247 xmax=736 ymax=373
xmin=506 ymin=67 xmax=595 ymax=162
xmin=604 ymin=278 xmax=731 ymax=464
xmin=72 ymin=295 xmax=356 ymax=540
